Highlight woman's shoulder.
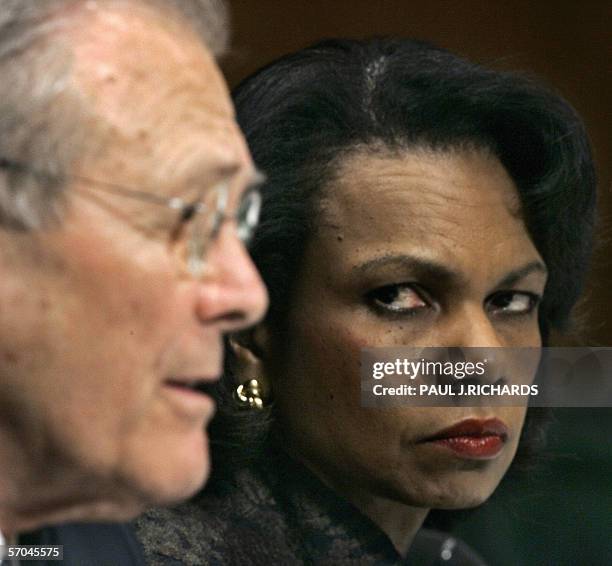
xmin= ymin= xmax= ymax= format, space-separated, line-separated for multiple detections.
xmin=134 ymin=466 xmax=300 ymax=565
xmin=135 ymin=501 xmax=213 ymax=565
xmin=408 ymin=529 xmax=488 ymax=566
xmin=134 ymin=452 xmax=488 ymax=566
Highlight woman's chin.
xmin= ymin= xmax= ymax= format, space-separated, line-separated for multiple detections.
xmin=385 ymin=473 xmax=503 ymax=511
xmin=431 ymin=491 xmax=494 ymax=510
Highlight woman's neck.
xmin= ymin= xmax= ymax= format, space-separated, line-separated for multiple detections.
xmin=281 ymin=443 xmax=430 ymax=557
xmin=331 ymin=482 xmax=430 ymax=556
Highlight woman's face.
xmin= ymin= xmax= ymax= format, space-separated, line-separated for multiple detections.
xmin=268 ymin=148 xmax=547 ymax=509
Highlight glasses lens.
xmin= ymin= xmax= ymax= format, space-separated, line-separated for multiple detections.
xmin=236 ymin=189 xmax=262 ymax=244
xmin=186 ymin=183 xmax=228 ymax=275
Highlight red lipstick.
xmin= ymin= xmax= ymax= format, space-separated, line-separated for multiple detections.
xmin=423 ymin=418 xmax=508 ymax=459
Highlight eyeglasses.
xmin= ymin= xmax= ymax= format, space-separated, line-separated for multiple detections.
xmin=0 ymin=157 xmax=262 ymax=277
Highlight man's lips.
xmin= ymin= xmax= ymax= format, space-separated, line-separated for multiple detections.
xmin=420 ymin=418 xmax=509 ymax=459
xmin=164 ymin=377 xmax=219 ymax=394
xmin=162 ymin=377 xmax=218 ymax=421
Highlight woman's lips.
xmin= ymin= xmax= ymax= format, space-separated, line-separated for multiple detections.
xmin=421 ymin=418 xmax=509 ymax=459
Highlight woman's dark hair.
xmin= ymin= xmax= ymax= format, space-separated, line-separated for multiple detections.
xmin=210 ymin=38 xmax=597 ymax=500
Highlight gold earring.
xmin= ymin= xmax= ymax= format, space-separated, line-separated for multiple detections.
xmin=234 ymin=379 xmax=265 ymax=410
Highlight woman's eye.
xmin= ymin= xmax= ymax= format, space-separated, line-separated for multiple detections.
xmin=367 ymin=284 xmax=428 ymax=314
xmin=488 ymin=291 xmax=540 ymax=315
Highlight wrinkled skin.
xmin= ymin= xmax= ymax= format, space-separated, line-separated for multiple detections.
xmin=0 ymin=2 xmax=267 ymax=534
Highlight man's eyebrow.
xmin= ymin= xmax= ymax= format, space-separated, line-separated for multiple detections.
xmin=353 ymin=254 xmax=463 ymax=287
xmin=198 ymin=163 xmax=241 ymax=185
xmin=205 ymin=165 xmax=266 ymax=190
xmin=246 ymin=169 xmax=266 ymax=190
xmin=173 ymin=161 xmax=240 ymax=186
xmin=494 ymin=261 xmax=548 ymax=288
xmin=179 ymin=163 xmax=265 ymax=196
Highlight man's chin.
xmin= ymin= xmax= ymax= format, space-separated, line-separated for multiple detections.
xmin=67 ymin=466 xmax=209 ymax=525
xmin=146 ymin=465 xmax=209 ymax=507
xmin=126 ymin=450 xmax=210 ymax=509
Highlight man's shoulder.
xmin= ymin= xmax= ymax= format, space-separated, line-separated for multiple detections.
xmin=19 ymin=522 xmax=146 ymax=566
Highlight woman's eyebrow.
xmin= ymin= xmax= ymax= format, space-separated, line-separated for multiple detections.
xmin=353 ymin=255 xmax=548 ymax=289
xmin=353 ymin=254 xmax=462 ymax=287
xmin=494 ymin=261 xmax=548 ymax=288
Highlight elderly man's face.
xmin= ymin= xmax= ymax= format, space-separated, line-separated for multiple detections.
xmin=0 ymin=3 xmax=267 ymax=526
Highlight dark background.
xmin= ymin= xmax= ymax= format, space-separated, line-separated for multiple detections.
xmin=222 ymin=2 xmax=611 ymax=565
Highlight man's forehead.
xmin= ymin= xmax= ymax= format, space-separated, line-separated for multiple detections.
xmin=55 ymin=1 xmax=248 ymax=192
xmin=66 ymin=1 xmax=231 ymax=112
xmin=66 ymin=2 xmax=235 ymax=138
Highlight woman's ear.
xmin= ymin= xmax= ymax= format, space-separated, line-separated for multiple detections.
xmin=228 ymin=325 xmax=272 ymax=395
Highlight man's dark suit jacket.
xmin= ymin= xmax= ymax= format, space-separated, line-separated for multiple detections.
xmin=19 ymin=522 xmax=145 ymax=565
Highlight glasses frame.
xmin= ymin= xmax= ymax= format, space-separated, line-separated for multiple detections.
xmin=0 ymin=156 xmax=262 ymax=277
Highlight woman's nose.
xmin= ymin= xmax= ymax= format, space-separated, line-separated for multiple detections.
xmin=434 ymin=303 xmax=506 ymax=384
xmin=441 ymin=302 xmax=504 ymax=349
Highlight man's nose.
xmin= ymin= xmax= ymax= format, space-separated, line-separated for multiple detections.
xmin=194 ymin=221 xmax=268 ymax=332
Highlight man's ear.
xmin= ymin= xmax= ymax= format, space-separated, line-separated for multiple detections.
xmin=228 ymin=325 xmax=272 ymax=395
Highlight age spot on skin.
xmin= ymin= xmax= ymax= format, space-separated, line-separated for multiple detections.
xmin=3 ymin=350 xmax=19 ymax=365
xmin=129 ymin=300 xmax=142 ymax=315
xmin=51 ymin=257 xmax=67 ymax=272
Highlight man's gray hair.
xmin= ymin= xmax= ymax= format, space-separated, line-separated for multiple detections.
xmin=0 ymin=0 xmax=229 ymax=230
